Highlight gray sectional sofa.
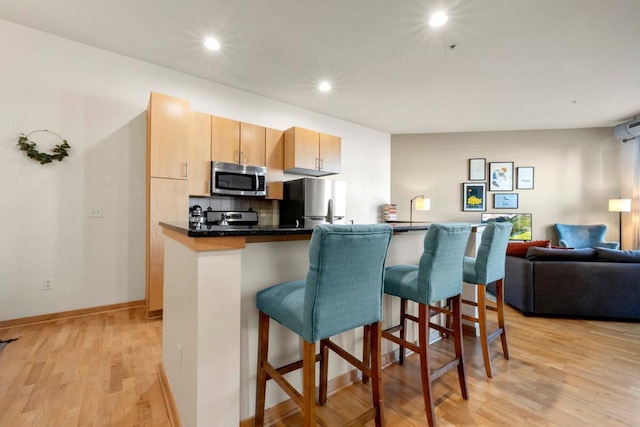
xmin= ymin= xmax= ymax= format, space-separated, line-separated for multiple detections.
xmin=499 ymin=246 xmax=640 ymax=320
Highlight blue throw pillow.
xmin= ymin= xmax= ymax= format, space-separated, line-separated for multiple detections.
xmin=595 ymin=247 xmax=640 ymax=263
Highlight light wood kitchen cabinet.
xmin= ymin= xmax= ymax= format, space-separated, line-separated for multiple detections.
xmin=211 ymin=117 xmax=267 ymax=166
xmin=147 ymin=178 xmax=188 ymax=315
xmin=240 ymin=122 xmax=266 ymax=166
xmin=188 ymin=111 xmax=212 ymax=196
xmin=148 ymin=92 xmax=190 ymax=179
xmin=265 ymin=128 xmax=284 ymax=200
xmin=211 ymin=116 xmax=240 ymax=164
xmin=283 ymin=126 xmax=341 ymax=176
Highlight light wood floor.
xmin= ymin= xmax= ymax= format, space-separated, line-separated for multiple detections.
xmin=1 ymin=306 xmax=639 ymax=426
xmin=0 ymin=307 xmax=169 ymax=427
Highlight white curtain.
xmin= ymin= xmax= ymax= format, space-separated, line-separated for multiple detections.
xmin=633 ymin=137 xmax=640 ymax=250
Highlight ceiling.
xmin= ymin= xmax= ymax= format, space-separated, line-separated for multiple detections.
xmin=1 ymin=0 xmax=639 ymax=134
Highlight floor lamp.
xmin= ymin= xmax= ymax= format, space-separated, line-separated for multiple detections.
xmin=608 ymin=198 xmax=631 ymax=248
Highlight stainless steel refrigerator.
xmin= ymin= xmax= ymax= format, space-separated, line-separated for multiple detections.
xmin=280 ymin=178 xmax=346 ymax=228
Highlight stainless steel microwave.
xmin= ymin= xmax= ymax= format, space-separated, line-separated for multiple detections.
xmin=211 ymin=161 xmax=267 ymax=196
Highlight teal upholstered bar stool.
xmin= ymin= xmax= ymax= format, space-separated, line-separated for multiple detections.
xmin=461 ymin=221 xmax=512 ymax=378
xmin=379 ymin=223 xmax=472 ymax=427
xmin=254 ymin=224 xmax=393 ymax=427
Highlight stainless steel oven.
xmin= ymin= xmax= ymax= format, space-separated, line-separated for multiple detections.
xmin=211 ymin=161 xmax=267 ymax=196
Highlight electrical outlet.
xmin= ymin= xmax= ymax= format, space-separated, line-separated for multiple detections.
xmin=89 ymin=207 xmax=103 ymax=218
xmin=43 ymin=278 xmax=54 ymax=290
xmin=177 ymin=344 xmax=182 ymax=372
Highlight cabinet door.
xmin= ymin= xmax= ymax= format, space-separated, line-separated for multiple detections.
xmin=240 ymin=122 xmax=266 ymax=166
xmin=148 ymin=92 xmax=190 ymax=179
xmin=147 ymin=178 xmax=188 ymax=314
xmin=188 ymin=111 xmax=212 ymax=196
xmin=284 ymin=127 xmax=320 ymax=172
xmin=265 ymin=128 xmax=284 ymax=200
xmin=319 ymin=133 xmax=341 ymax=174
xmin=211 ymin=116 xmax=240 ymax=164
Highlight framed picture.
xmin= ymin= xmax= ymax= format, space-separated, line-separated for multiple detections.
xmin=463 ymin=182 xmax=486 ymax=211
xmin=517 ymin=166 xmax=535 ymax=189
xmin=494 ymin=193 xmax=519 ymax=209
xmin=481 ymin=212 xmax=532 ymax=241
xmin=489 ymin=161 xmax=514 ymax=191
xmin=468 ymin=158 xmax=486 ymax=181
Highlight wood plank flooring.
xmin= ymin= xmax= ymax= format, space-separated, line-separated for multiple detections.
xmin=271 ymin=307 xmax=640 ymax=426
xmin=0 ymin=307 xmax=169 ymax=427
xmin=1 ymin=305 xmax=639 ymax=426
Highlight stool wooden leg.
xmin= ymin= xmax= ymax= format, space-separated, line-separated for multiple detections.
xmin=496 ymin=279 xmax=510 ymax=359
xmin=319 ymin=339 xmax=329 ymax=405
xmin=362 ymin=324 xmax=371 ymax=384
xmin=418 ymin=304 xmax=436 ymax=426
xmin=399 ymin=298 xmax=408 ymax=365
xmin=477 ymin=286 xmax=493 ymax=378
xmin=255 ymin=311 xmax=270 ymax=427
xmin=370 ymin=321 xmax=385 ymax=427
xmin=302 ymin=340 xmax=317 ymax=427
xmin=451 ymin=295 xmax=468 ymax=399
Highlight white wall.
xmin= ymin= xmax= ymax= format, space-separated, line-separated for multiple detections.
xmin=0 ymin=19 xmax=390 ymax=321
xmin=391 ymin=128 xmax=622 ymax=244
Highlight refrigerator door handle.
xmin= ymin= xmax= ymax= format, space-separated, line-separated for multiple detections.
xmin=326 ymin=199 xmax=334 ymax=224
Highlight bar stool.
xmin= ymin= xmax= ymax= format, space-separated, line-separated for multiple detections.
xmin=461 ymin=221 xmax=512 ymax=378
xmin=377 ymin=223 xmax=472 ymax=426
xmin=254 ymin=224 xmax=393 ymax=427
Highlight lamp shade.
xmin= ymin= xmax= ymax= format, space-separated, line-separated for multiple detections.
xmin=415 ymin=197 xmax=431 ymax=211
xmin=608 ymin=199 xmax=631 ymax=212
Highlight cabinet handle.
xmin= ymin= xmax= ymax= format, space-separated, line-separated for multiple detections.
xmin=185 ymin=162 xmax=189 ymax=178
xmin=315 ymin=158 xmax=320 ymax=170
xmin=319 ymin=158 xmax=324 ymax=170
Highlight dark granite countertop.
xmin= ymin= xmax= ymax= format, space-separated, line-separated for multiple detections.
xmin=159 ymin=221 xmax=431 ymax=238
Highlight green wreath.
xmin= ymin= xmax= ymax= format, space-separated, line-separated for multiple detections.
xmin=17 ymin=129 xmax=71 ymax=164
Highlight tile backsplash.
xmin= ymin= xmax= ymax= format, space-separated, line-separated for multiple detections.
xmin=189 ymin=196 xmax=279 ymax=225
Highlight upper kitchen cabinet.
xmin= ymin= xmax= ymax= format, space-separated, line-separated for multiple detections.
xmin=265 ymin=128 xmax=284 ymax=200
xmin=240 ymin=122 xmax=266 ymax=166
xmin=211 ymin=116 xmax=240 ymax=164
xmin=188 ymin=111 xmax=212 ymax=196
xmin=147 ymin=92 xmax=190 ymax=179
xmin=211 ymin=116 xmax=266 ymax=166
xmin=283 ymin=126 xmax=341 ymax=176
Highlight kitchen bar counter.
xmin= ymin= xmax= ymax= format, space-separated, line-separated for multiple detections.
xmin=159 ymin=221 xmax=430 ymax=238
xmin=159 ymin=221 xmax=482 ymax=426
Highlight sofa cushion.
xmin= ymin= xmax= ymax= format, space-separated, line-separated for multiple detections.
xmin=525 ymin=246 xmax=597 ymax=261
xmin=595 ymin=247 xmax=640 ymax=263
xmin=506 ymin=240 xmax=551 ymax=258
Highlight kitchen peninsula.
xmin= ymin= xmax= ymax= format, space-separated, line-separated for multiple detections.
xmin=159 ymin=222 xmax=483 ymax=426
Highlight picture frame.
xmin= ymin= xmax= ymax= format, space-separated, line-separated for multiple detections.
xmin=517 ymin=166 xmax=535 ymax=189
xmin=494 ymin=193 xmax=519 ymax=209
xmin=481 ymin=212 xmax=532 ymax=241
xmin=468 ymin=158 xmax=486 ymax=181
xmin=489 ymin=161 xmax=514 ymax=191
xmin=463 ymin=182 xmax=486 ymax=211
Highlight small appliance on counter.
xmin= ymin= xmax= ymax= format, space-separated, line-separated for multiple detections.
xmin=210 ymin=161 xmax=267 ymax=197
xmin=204 ymin=209 xmax=259 ymax=227
xmin=280 ymin=178 xmax=346 ymax=228
xmin=189 ymin=205 xmax=205 ymax=225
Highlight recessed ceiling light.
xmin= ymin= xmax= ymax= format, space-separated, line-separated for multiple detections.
xmin=318 ymin=81 xmax=332 ymax=92
xmin=204 ymin=37 xmax=221 ymax=51
xmin=429 ymin=12 xmax=448 ymax=27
